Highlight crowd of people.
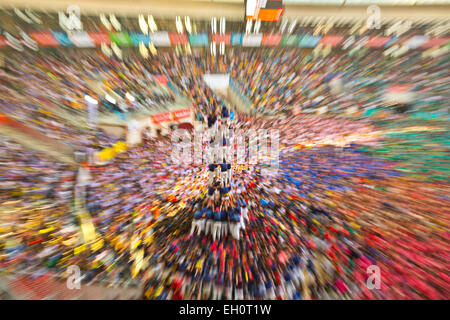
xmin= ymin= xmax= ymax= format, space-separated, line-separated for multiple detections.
xmin=230 ymin=48 xmax=449 ymax=115
xmin=0 ymin=51 xmax=178 ymax=154
xmin=0 ymin=43 xmax=448 ymax=300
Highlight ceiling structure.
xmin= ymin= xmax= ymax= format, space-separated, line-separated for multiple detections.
xmin=1 ymin=0 xmax=449 ymax=22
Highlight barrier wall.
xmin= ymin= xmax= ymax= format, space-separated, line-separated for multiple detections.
xmin=0 ymin=112 xmax=75 ymax=163
xmin=126 ymin=108 xmax=194 ymax=146
xmin=202 ymin=74 xmax=230 ymax=90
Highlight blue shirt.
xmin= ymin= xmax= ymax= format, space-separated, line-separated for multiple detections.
xmin=220 ymin=210 xmax=228 ymax=222
xmin=193 ymin=210 xmax=203 ymax=219
xmin=220 ymin=187 xmax=230 ymax=196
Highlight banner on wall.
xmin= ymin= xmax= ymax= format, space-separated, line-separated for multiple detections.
xmin=109 ymin=32 xmax=132 ymax=46
xmin=0 ymin=36 xmax=8 ymax=48
xmin=0 ymin=29 xmax=445 ymax=51
xmin=230 ymin=33 xmax=243 ymax=46
xmin=320 ymin=35 xmax=344 ymax=47
xmin=150 ymin=108 xmax=192 ymax=124
xmin=172 ymin=108 xmax=191 ymax=121
xmin=383 ymin=36 xmax=399 ymax=48
xmin=29 ymin=31 xmax=59 ymax=47
xmin=421 ymin=37 xmax=450 ymax=48
xmin=212 ymin=33 xmax=231 ymax=45
xmin=406 ymin=36 xmax=429 ymax=49
xmin=298 ymin=34 xmax=322 ymax=48
xmin=52 ymin=31 xmax=73 ymax=46
xmin=129 ymin=33 xmax=150 ymax=46
xmin=151 ymin=111 xmax=172 ymax=124
xmin=281 ymin=35 xmax=300 ymax=46
xmin=150 ymin=32 xmax=171 ymax=46
xmin=68 ymin=31 xmax=95 ymax=47
xmin=262 ymin=33 xmax=282 ymax=46
xmin=88 ymin=32 xmax=111 ymax=45
xmin=169 ymin=33 xmax=188 ymax=45
xmin=189 ymin=33 xmax=209 ymax=46
xmin=365 ymin=36 xmax=391 ymax=48
xmin=243 ymin=33 xmax=263 ymax=47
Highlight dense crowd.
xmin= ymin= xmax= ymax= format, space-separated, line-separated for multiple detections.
xmin=0 ymin=44 xmax=448 ymax=300
xmin=230 ymin=48 xmax=449 ymax=115
xmin=0 ymin=51 xmax=177 ymax=153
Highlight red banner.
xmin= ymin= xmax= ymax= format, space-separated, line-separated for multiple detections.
xmin=169 ymin=33 xmax=188 ymax=45
xmin=88 ymin=32 xmax=111 ymax=45
xmin=212 ymin=33 xmax=231 ymax=45
xmin=262 ymin=33 xmax=282 ymax=46
xmin=0 ymin=36 xmax=8 ymax=48
xmin=421 ymin=37 xmax=450 ymax=48
xmin=172 ymin=108 xmax=191 ymax=121
xmin=365 ymin=36 xmax=391 ymax=48
xmin=151 ymin=112 xmax=172 ymax=124
xmin=151 ymin=108 xmax=192 ymax=124
xmin=29 ymin=31 xmax=59 ymax=47
xmin=320 ymin=35 xmax=344 ymax=47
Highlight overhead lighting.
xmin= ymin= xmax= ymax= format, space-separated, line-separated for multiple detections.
xmin=126 ymin=92 xmax=136 ymax=102
xmin=324 ymin=22 xmax=334 ymax=34
xmin=110 ymin=14 xmax=121 ymax=31
xmin=342 ymin=36 xmax=355 ymax=50
xmin=139 ymin=14 xmax=148 ymax=34
xmin=313 ymin=24 xmax=323 ymax=36
xmin=84 ymin=95 xmax=98 ymax=105
xmin=254 ymin=20 xmax=261 ymax=33
xmin=20 ymin=31 xmax=38 ymax=51
xmin=280 ymin=19 xmax=288 ymax=33
xmin=148 ymin=15 xmax=158 ymax=32
xmin=211 ymin=17 xmax=217 ymax=34
xmin=210 ymin=41 xmax=216 ymax=56
xmin=426 ymin=22 xmax=450 ymax=36
xmin=386 ymin=20 xmax=412 ymax=37
xmin=100 ymin=14 xmax=112 ymax=31
xmin=149 ymin=42 xmax=157 ymax=55
xmin=111 ymin=42 xmax=122 ymax=59
xmin=105 ymin=94 xmax=116 ymax=105
xmin=185 ymin=43 xmax=192 ymax=55
xmin=175 ymin=44 xmax=182 ymax=56
xmin=139 ymin=42 xmax=149 ymax=59
xmin=101 ymin=43 xmax=112 ymax=57
xmin=288 ymin=19 xmax=297 ymax=34
xmin=185 ymin=16 xmax=192 ymax=34
xmin=4 ymin=32 xmax=24 ymax=51
xmin=25 ymin=9 xmax=42 ymax=24
xmin=350 ymin=22 xmax=361 ymax=35
xmin=176 ymin=16 xmax=183 ymax=34
xmin=245 ymin=20 xmax=252 ymax=34
xmin=14 ymin=8 xmax=33 ymax=24
xmin=220 ymin=17 xmax=226 ymax=35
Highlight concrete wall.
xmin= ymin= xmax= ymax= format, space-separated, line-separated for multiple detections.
xmin=98 ymin=123 xmax=127 ymax=139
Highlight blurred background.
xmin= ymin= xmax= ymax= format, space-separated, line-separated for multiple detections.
xmin=0 ymin=0 xmax=448 ymax=300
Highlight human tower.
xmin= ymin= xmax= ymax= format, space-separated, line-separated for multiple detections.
xmin=190 ymin=105 xmax=248 ymax=241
